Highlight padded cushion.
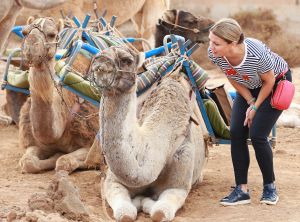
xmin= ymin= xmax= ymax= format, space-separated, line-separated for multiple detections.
xmin=6 ymin=69 xmax=29 ymax=88
xmin=203 ymin=98 xmax=231 ymax=139
xmin=58 ymin=66 xmax=101 ymax=101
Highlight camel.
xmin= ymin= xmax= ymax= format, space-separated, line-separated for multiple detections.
xmin=90 ymin=45 xmax=207 ymax=222
xmin=155 ymin=9 xmax=215 ymax=47
xmin=18 ymin=17 xmax=99 ymax=174
xmin=16 ymin=0 xmax=170 ymax=48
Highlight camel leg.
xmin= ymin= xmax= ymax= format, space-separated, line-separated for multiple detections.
xmin=0 ymin=111 xmax=12 ymax=126
xmin=19 ymin=146 xmax=63 ymax=173
xmin=145 ymin=139 xmax=195 ymax=221
xmin=134 ymin=0 xmax=168 ymax=49
xmin=104 ymin=171 xmax=137 ymax=222
xmin=55 ymin=147 xmax=90 ymax=173
xmin=0 ymin=3 xmax=22 ymax=54
xmin=141 ymin=190 xmax=188 ymax=221
xmin=85 ymin=138 xmax=103 ymax=169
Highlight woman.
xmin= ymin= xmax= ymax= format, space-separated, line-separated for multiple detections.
xmin=207 ymin=18 xmax=292 ymax=206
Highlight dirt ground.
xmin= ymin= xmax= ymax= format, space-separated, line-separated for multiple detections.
xmin=0 ymin=59 xmax=300 ymax=221
xmin=1 ymin=1 xmax=300 ymax=221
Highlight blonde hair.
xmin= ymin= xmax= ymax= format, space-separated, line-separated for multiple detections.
xmin=210 ymin=18 xmax=244 ymax=44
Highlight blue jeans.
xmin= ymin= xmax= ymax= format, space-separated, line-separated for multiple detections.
xmin=230 ymin=70 xmax=292 ymax=185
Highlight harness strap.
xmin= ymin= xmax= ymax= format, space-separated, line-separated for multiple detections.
xmin=276 ymin=68 xmax=289 ymax=80
xmin=159 ymin=11 xmax=213 ymax=34
xmin=67 ymin=96 xmax=85 ymax=123
xmin=174 ymin=10 xmax=179 ymax=28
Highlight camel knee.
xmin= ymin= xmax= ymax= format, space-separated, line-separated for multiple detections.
xmin=55 ymin=155 xmax=80 ymax=173
xmin=55 ymin=148 xmax=90 ymax=173
xmin=19 ymin=154 xmax=41 ymax=173
xmin=0 ymin=113 xmax=13 ymax=126
xmin=150 ymin=188 xmax=188 ymax=221
xmin=113 ymin=201 xmax=137 ymax=222
xmin=141 ymin=197 xmax=155 ymax=214
xmin=151 ymin=206 xmax=175 ymax=222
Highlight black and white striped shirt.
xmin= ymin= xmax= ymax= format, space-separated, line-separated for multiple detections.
xmin=208 ymin=38 xmax=288 ymax=89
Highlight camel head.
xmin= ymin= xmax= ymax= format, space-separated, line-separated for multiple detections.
xmin=156 ymin=9 xmax=215 ymax=46
xmin=22 ymin=17 xmax=63 ymax=66
xmin=90 ymin=46 xmax=141 ymax=96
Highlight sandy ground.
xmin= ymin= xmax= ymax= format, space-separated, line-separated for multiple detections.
xmin=1 ymin=0 xmax=300 ymax=220
xmin=0 ymin=54 xmax=300 ymax=221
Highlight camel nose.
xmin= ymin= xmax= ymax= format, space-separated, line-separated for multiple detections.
xmin=93 ymin=62 xmax=114 ymax=73
xmin=23 ymin=35 xmax=45 ymax=58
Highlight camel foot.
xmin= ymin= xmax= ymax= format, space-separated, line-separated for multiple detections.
xmin=119 ymin=215 xmax=135 ymax=222
xmin=0 ymin=114 xmax=13 ymax=126
xmin=114 ymin=203 xmax=137 ymax=222
xmin=19 ymin=155 xmax=41 ymax=173
xmin=55 ymin=155 xmax=80 ymax=174
xmin=151 ymin=210 xmax=166 ymax=222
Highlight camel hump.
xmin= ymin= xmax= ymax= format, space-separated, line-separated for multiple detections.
xmin=139 ymin=75 xmax=191 ymax=128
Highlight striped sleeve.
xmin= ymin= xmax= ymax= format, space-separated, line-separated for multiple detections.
xmin=257 ymin=50 xmax=274 ymax=74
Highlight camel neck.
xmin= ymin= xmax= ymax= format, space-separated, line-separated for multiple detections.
xmin=29 ymin=61 xmax=67 ymax=144
xmin=98 ymin=77 xmax=192 ymax=188
xmin=100 ymin=90 xmax=169 ymax=187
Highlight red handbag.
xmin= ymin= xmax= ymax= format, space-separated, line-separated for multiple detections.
xmin=271 ymin=79 xmax=295 ymax=110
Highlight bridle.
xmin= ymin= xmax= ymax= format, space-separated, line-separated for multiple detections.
xmin=89 ymin=47 xmax=137 ymax=91
xmin=22 ymin=17 xmax=59 ymax=65
xmin=158 ymin=10 xmax=213 ymax=34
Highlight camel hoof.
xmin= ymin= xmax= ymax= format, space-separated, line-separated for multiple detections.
xmin=19 ymin=155 xmax=41 ymax=173
xmin=0 ymin=115 xmax=13 ymax=126
xmin=151 ymin=210 xmax=166 ymax=222
xmin=114 ymin=203 xmax=137 ymax=222
xmin=119 ymin=215 xmax=135 ymax=222
xmin=55 ymin=156 xmax=79 ymax=174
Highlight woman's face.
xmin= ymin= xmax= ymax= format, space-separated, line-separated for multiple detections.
xmin=209 ymin=31 xmax=232 ymax=57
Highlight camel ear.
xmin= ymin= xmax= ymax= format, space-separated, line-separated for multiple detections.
xmin=56 ymin=19 xmax=64 ymax=33
xmin=162 ymin=9 xmax=176 ymax=23
xmin=136 ymin=52 xmax=145 ymax=68
xmin=26 ymin=16 xmax=35 ymax=25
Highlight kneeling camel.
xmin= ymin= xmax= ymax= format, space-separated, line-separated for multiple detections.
xmin=18 ymin=17 xmax=98 ymax=174
xmin=90 ymin=46 xmax=207 ymax=222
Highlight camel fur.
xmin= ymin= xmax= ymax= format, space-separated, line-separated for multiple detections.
xmin=18 ymin=17 xmax=99 ymax=174
xmin=16 ymin=0 xmax=170 ymax=49
xmin=155 ymin=9 xmax=215 ymax=47
xmin=0 ymin=0 xmax=66 ymax=53
xmin=90 ymin=46 xmax=207 ymax=222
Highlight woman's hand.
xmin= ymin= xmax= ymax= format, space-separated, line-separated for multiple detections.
xmin=244 ymin=106 xmax=257 ymax=127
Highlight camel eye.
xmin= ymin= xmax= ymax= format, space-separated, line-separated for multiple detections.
xmin=120 ymin=57 xmax=133 ymax=66
xmin=22 ymin=28 xmax=29 ymax=37
xmin=47 ymin=32 xmax=56 ymax=38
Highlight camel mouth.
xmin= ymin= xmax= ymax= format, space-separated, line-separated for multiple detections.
xmin=23 ymin=36 xmax=50 ymax=65
xmin=117 ymin=76 xmax=136 ymax=92
xmin=91 ymin=66 xmax=117 ymax=91
xmin=90 ymin=46 xmax=138 ymax=93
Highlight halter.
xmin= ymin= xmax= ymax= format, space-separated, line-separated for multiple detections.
xmin=22 ymin=17 xmax=59 ymax=65
xmin=89 ymin=47 xmax=137 ymax=91
xmin=159 ymin=10 xmax=213 ymax=34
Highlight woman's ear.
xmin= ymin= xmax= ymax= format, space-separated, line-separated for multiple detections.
xmin=26 ymin=16 xmax=35 ymax=25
